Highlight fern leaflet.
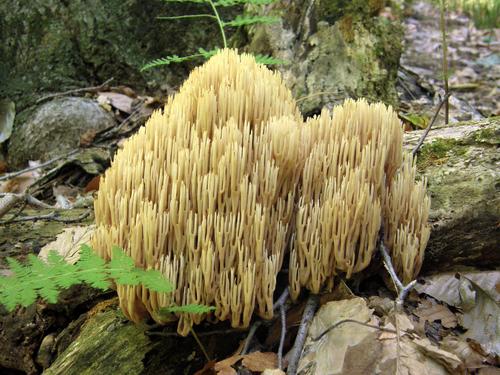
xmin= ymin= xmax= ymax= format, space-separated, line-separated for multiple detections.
xmin=0 ymin=244 xmax=174 ymax=312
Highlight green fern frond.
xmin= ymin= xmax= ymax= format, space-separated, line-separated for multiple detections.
xmin=0 ymin=245 xmax=173 ymax=311
xmin=141 ymin=49 xmax=219 ymax=71
xmin=253 ymin=54 xmax=287 ymax=65
xmin=162 ymin=0 xmax=209 ymax=3
xmin=214 ymin=0 xmax=277 ymax=6
xmin=223 ymin=15 xmax=279 ymax=27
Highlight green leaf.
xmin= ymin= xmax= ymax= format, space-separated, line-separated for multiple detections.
xmin=253 ymin=54 xmax=287 ymax=65
xmin=160 ymin=304 xmax=216 ymax=314
xmin=162 ymin=0 xmax=209 ymax=3
xmin=214 ymin=0 xmax=277 ymax=6
xmin=141 ymin=49 xmax=220 ymax=71
xmin=0 ymin=244 xmax=175 ymax=312
xmin=223 ymin=15 xmax=280 ymax=27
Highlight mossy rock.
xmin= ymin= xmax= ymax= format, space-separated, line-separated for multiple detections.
xmin=244 ymin=0 xmax=403 ymax=115
xmin=404 ymin=117 xmax=500 ymax=272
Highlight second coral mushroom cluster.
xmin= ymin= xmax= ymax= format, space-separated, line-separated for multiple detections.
xmin=91 ymin=49 xmax=430 ymax=335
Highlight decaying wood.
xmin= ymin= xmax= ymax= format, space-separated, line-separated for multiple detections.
xmin=404 ymin=117 xmax=499 ymax=272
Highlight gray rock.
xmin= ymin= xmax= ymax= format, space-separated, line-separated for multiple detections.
xmin=7 ymin=97 xmax=115 ymax=168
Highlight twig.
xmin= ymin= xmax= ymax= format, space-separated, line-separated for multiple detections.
xmin=273 ymin=288 xmax=289 ymax=310
xmin=240 ymin=320 xmax=262 ymax=355
xmin=379 ymin=240 xmax=417 ymax=312
xmin=278 ymin=303 xmax=286 ymax=370
xmin=411 ymin=92 xmax=451 ymax=156
xmin=273 ymin=288 xmax=289 ymax=370
xmin=0 ymin=193 xmax=54 ymax=220
xmin=190 ymin=327 xmax=211 ymax=362
xmin=312 ymin=319 xmax=399 ymax=342
xmin=439 ymin=0 xmax=449 ymax=125
xmin=0 ymin=149 xmax=79 ymax=182
xmin=35 ymin=78 xmax=114 ymax=104
xmin=2 ymin=210 xmax=90 ymax=224
xmin=287 ymin=293 xmax=319 ymax=375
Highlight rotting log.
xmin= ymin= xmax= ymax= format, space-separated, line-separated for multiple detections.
xmin=403 ymin=117 xmax=499 ymax=272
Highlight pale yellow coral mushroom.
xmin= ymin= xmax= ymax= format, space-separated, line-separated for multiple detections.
xmin=92 ymin=50 xmax=305 ymax=335
xmin=92 ymin=49 xmax=430 ymax=335
xmin=289 ymin=99 xmax=428 ymax=300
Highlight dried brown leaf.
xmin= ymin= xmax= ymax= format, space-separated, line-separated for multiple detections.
xmin=241 ymin=351 xmax=278 ymax=372
xmin=97 ymin=92 xmax=134 ymax=114
xmin=39 ymin=226 xmax=95 ymax=264
xmin=213 ymin=354 xmax=242 ymax=373
xmin=415 ymin=299 xmax=458 ymax=329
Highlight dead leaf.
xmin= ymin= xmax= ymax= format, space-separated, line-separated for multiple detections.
xmin=216 ymin=367 xmax=236 ymax=375
xmin=262 ymin=369 xmax=286 ymax=375
xmin=413 ymin=337 xmax=465 ymax=374
xmin=341 ymin=331 xmax=382 ymax=373
xmin=440 ymin=336 xmax=487 ymax=369
xmin=0 ymin=161 xmax=41 ymax=193
xmin=414 ymin=299 xmax=458 ymax=329
xmin=39 ymin=226 xmax=95 ymax=264
xmin=241 ymin=351 xmax=278 ymax=372
xmin=213 ymin=354 xmax=242 ymax=373
xmin=84 ymin=175 xmax=101 ymax=193
xmin=415 ymin=271 xmax=500 ymax=307
xmin=194 ymin=360 xmax=216 ymax=375
xmin=97 ymin=92 xmax=134 ymax=114
xmin=379 ymin=316 xmax=465 ymax=375
xmin=297 ymin=297 xmax=377 ymax=374
xmin=478 ymin=368 xmax=500 ymax=375
xmin=459 ymin=277 xmax=500 ymax=356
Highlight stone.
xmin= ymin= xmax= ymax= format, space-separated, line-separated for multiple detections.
xmin=244 ymin=0 xmax=403 ymax=115
xmin=7 ymin=97 xmax=115 ymax=168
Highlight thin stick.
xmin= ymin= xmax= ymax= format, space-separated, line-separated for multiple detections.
xmin=240 ymin=320 xmax=262 ymax=355
xmin=440 ymin=0 xmax=449 ymax=124
xmin=0 ymin=193 xmax=54 ymax=219
xmin=2 ymin=210 xmax=90 ymax=224
xmin=273 ymin=288 xmax=289 ymax=310
xmin=0 ymin=149 xmax=79 ymax=182
xmin=287 ymin=293 xmax=319 ymax=375
xmin=35 ymin=78 xmax=114 ymax=104
xmin=411 ymin=92 xmax=451 ymax=156
xmin=278 ymin=303 xmax=286 ymax=370
xmin=379 ymin=240 xmax=417 ymax=312
xmin=190 ymin=327 xmax=211 ymax=362
xmin=312 ymin=319 xmax=399 ymax=341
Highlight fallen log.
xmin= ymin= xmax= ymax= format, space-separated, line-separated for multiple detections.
xmin=403 ymin=117 xmax=499 ymax=272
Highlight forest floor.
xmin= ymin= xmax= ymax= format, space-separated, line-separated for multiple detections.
xmin=397 ymin=0 xmax=498 ymax=129
xmin=0 ymin=1 xmax=498 ymax=375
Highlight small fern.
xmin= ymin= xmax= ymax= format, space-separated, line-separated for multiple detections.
xmin=141 ymin=0 xmax=285 ymax=70
xmin=0 ymin=244 xmax=212 ymax=316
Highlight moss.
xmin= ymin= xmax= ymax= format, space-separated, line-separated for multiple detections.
xmin=416 ymin=138 xmax=467 ymax=171
xmin=470 ymin=126 xmax=500 ymax=145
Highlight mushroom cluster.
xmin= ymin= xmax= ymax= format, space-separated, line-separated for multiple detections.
xmin=92 ymin=49 xmax=430 ymax=335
